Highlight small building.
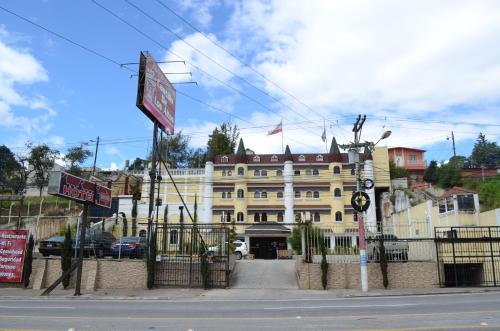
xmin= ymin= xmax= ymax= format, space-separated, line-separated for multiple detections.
xmin=388 ymin=147 xmax=427 ymax=182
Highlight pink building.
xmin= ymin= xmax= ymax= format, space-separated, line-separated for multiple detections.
xmin=388 ymin=147 xmax=427 ymax=182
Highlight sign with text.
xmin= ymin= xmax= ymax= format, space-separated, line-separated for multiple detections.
xmin=136 ymin=52 xmax=176 ymax=134
xmin=0 ymin=230 xmax=28 ymax=283
xmin=47 ymin=171 xmax=112 ymax=208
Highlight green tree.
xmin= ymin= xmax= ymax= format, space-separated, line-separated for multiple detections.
xmin=320 ymin=239 xmax=328 ymax=290
xmin=61 ymin=225 xmax=73 ymax=289
xmin=464 ymin=175 xmax=500 ymax=212
xmin=423 ymin=160 xmax=439 ymax=184
xmin=0 ymin=145 xmax=22 ymax=193
xmin=189 ymin=148 xmax=207 ymax=168
xmin=389 ymin=160 xmax=408 ymax=179
xmin=22 ymin=234 xmax=34 ymax=288
xmin=229 ymin=221 xmax=237 ymax=254
xmin=471 ymin=133 xmax=500 ymax=168
xmin=128 ymin=157 xmax=145 ymax=171
xmin=28 ymin=144 xmax=59 ymax=196
xmin=152 ymin=131 xmax=191 ymax=168
xmin=288 ymin=227 xmax=302 ymax=254
xmin=131 ymin=199 xmax=138 ymax=236
xmin=379 ymin=234 xmax=389 ymax=289
xmin=64 ymin=146 xmax=92 ymax=177
xmin=437 ymin=161 xmax=463 ymax=189
xmin=122 ymin=214 xmax=128 ymax=237
xmin=206 ymin=122 xmax=240 ymax=156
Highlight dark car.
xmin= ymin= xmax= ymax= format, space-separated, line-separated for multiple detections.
xmin=39 ymin=236 xmax=65 ymax=257
xmin=111 ymin=236 xmax=147 ymax=258
xmin=72 ymin=230 xmax=116 ymax=258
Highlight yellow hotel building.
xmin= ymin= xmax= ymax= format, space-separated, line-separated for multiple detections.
xmin=130 ymin=138 xmax=391 ymax=258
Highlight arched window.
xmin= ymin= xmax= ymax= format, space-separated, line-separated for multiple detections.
xmin=334 ymin=188 xmax=341 ymax=197
xmin=227 ymin=192 xmax=231 ymax=199
xmin=237 ymin=212 xmax=244 ymax=222
xmin=253 ymin=155 xmax=261 ymax=162
xmin=254 ymin=213 xmax=260 ymax=222
xmin=227 ymin=170 xmax=232 ymax=176
xmin=277 ymin=212 xmax=284 ymax=222
xmin=254 ymin=170 xmax=260 ymax=177
xmin=271 ymin=155 xmax=278 ymax=162
xmin=222 ymin=192 xmax=226 ymax=199
xmin=316 ymin=155 xmax=323 ymax=161
xmin=221 ymin=211 xmax=231 ymax=223
xmin=276 ymin=169 xmax=283 ymax=177
xmin=254 ymin=191 xmax=261 ymax=199
xmin=222 ymin=169 xmax=226 ymax=176
xmin=314 ymin=212 xmax=320 ymax=222
xmin=335 ymin=211 xmax=343 ymax=222
xmin=261 ymin=192 xmax=267 ymax=199
xmin=238 ymin=167 xmax=244 ymax=176
xmin=261 ymin=213 xmax=267 ymax=222
xmin=261 ymin=169 xmax=267 ymax=177
xmin=277 ymin=191 xmax=283 ymax=199
xmin=305 ymin=169 xmax=312 ymax=176
xmin=298 ymin=155 xmax=305 ymax=162
xmin=295 ymin=191 xmax=301 ymax=198
xmin=333 ymin=166 xmax=341 ymax=174
xmin=295 ymin=213 xmax=301 ymax=222
xmin=351 ymin=168 xmax=355 ymax=176
xmin=306 ymin=191 xmax=312 ymax=198
xmin=237 ymin=189 xmax=244 ymax=198
xmin=313 ymin=191 xmax=320 ymax=199
xmin=221 ymin=156 xmax=228 ymax=163
xmin=294 ymin=169 xmax=301 ymax=176
xmin=312 ymin=169 xmax=319 ymax=176
xmin=353 ymin=212 xmax=358 ymax=222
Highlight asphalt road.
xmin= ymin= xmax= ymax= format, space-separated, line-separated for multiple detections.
xmin=0 ymin=292 xmax=499 ymax=330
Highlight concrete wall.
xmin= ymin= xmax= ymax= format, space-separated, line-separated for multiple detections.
xmin=30 ymin=258 xmax=147 ymax=290
xmin=297 ymin=260 xmax=438 ymax=290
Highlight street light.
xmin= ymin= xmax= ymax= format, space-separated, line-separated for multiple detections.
xmin=374 ymin=130 xmax=392 ymax=146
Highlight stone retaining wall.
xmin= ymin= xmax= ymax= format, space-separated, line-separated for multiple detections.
xmin=297 ymin=260 xmax=439 ymax=290
xmin=29 ymin=258 xmax=147 ymax=290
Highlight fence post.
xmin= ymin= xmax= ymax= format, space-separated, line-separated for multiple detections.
xmin=8 ymin=202 xmax=13 ymax=225
xmin=489 ymin=227 xmax=496 ymax=287
xmin=36 ymin=198 xmax=44 ymax=243
xmin=451 ymin=233 xmax=458 ymax=287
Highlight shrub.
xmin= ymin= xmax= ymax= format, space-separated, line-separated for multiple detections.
xmin=122 ymin=214 xmax=128 ymax=237
xmin=288 ymin=227 xmax=302 ymax=254
xmin=320 ymin=239 xmax=328 ymax=290
xmin=61 ymin=225 xmax=72 ymax=289
xmin=22 ymin=235 xmax=34 ymax=288
xmin=379 ymin=237 xmax=389 ymax=289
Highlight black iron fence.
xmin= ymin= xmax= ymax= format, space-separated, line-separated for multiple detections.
xmin=154 ymin=224 xmax=230 ymax=288
xmin=435 ymin=226 xmax=500 ymax=287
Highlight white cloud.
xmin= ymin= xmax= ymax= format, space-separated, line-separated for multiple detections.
xmin=177 ymin=0 xmax=219 ymax=28
xmin=164 ymin=32 xmax=243 ymax=88
xmin=104 ymin=145 xmax=121 ymax=157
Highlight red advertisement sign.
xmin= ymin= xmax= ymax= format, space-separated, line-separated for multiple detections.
xmin=47 ymin=171 xmax=112 ymax=208
xmin=0 ymin=230 xmax=28 ymax=283
xmin=136 ymin=52 xmax=176 ymax=134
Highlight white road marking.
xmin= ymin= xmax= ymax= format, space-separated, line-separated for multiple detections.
xmin=0 ymin=306 xmax=75 ymax=309
xmin=264 ymin=303 xmax=418 ymax=310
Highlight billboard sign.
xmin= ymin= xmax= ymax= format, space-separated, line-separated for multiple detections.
xmin=47 ymin=171 xmax=112 ymax=208
xmin=136 ymin=52 xmax=176 ymax=134
xmin=0 ymin=230 xmax=28 ymax=283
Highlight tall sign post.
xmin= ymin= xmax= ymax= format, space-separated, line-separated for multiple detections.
xmin=47 ymin=171 xmax=111 ymax=295
xmin=136 ymin=51 xmax=176 ymax=286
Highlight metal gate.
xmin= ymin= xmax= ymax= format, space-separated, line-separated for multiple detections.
xmin=154 ymin=224 xmax=230 ymax=288
xmin=435 ymin=226 xmax=500 ymax=287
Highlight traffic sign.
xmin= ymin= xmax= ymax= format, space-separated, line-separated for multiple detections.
xmin=351 ymin=191 xmax=371 ymax=212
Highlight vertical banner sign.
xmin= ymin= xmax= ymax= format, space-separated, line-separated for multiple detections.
xmin=0 ymin=230 xmax=28 ymax=283
xmin=136 ymin=52 xmax=176 ymax=134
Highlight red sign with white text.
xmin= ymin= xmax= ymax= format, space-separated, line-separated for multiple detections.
xmin=0 ymin=230 xmax=28 ymax=283
xmin=136 ymin=52 xmax=176 ymax=134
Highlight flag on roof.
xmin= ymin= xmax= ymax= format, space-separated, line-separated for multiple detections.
xmin=321 ymin=128 xmax=327 ymax=142
xmin=267 ymin=121 xmax=283 ymax=136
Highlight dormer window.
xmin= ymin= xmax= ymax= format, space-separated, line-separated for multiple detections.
xmin=298 ymin=155 xmax=305 ymax=162
xmin=221 ymin=156 xmax=228 ymax=163
xmin=271 ymin=155 xmax=278 ymax=162
xmin=316 ymin=155 xmax=323 ymax=161
xmin=253 ymin=155 xmax=261 ymax=162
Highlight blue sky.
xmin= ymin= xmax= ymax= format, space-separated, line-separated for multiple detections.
xmin=1 ymin=0 xmax=499 ymax=170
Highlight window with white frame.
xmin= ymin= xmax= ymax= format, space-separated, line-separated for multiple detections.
xmin=260 ymin=169 xmax=267 ymax=177
xmin=298 ymin=155 xmax=305 ymax=162
xmin=254 ymin=169 xmax=260 ymax=177
xmin=221 ymin=156 xmax=228 ymax=163
xmin=277 ymin=191 xmax=283 ymax=199
xmin=254 ymin=191 xmax=261 ymax=199
xmin=253 ymin=155 xmax=261 ymax=162
xmin=316 ymin=155 xmax=323 ymax=161
xmin=334 ymin=188 xmax=342 ymax=197
xmin=277 ymin=212 xmax=284 ymax=222
xmin=313 ymin=212 xmax=320 ymax=222
xmin=333 ymin=166 xmax=341 ymax=175
xmin=271 ymin=155 xmax=278 ymax=162
xmin=313 ymin=191 xmax=320 ymax=199
xmin=313 ymin=169 xmax=319 ymax=176
xmin=295 ymin=191 xmax=301 ymax=198
xmin=254 ymin=213 xmax=260 ymax=222
xmin=237 ymin=212 xmax=244 ymax=222
xmin=305 ymin=169 xmax=312 ymax=176
xmin=261 ymin=192 xmax=268 ymax=199
xmin=294 ymin=169 xmax=301 ymax=176
xmin=335 ymin=211 xmax=343 ymax=222
xmin=306 ymin=191 xmax=313 ymax=198
xmin=276 ymin=169 xmax=283 ymax=177
xmin=237 ymin=167 xmax=244 ymax=176
xmin=237 ymin=189 xmax=244 ymax=198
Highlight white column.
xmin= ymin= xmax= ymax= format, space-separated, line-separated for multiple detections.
xmin=473 ymin=193 xmax=480 ymax=226
xmin=426 ymin=200 xmax=434 ymax=237
xmin=284 ymin=160 xmax=294 ymax=224
xmin=364 ymin=160 xmax=377 ymax=231
xmin=203 ymin=161 xmax=214 ymax=224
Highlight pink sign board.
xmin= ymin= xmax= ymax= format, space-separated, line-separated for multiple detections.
xmin=0 ymin=230 xmax=28 ymax=283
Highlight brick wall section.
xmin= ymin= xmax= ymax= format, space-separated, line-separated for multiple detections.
xmin=297 ymin=261 xmax=439 ymax=290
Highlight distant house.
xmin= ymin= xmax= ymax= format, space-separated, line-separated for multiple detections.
xmin=388 ymin=147 xmax=427 ymax=182
xmin=460 ymin=167 xmax=499 ymax=182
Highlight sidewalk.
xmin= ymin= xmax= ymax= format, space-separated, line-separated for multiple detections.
xmin=0 ymin=285 xmax=499 ymax=301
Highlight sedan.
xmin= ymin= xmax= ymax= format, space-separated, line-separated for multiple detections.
xmin=39 ymin=236 xmax=65 ymax=257
xmin=111 ymin=236 xmax=147 ymax=258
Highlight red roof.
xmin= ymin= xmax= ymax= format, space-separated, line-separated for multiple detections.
xmin=388 ymin=147 xmax=426 ymax=152
xmin=438 ymin=187 xmax=476 ymax=199
xmin=213 ymin=153 xmax=371 ymax=165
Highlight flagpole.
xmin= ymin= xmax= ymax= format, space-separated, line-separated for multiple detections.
xmin=281 ymin=119 xmax=284 ymax=153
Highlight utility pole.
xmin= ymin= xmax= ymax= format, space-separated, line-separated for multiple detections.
xmin=447 ymin=131 xmax=456 ymax=158
xmin=91 ymin=136 xmax=100 ymax=177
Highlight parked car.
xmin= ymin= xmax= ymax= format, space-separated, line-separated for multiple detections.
xmin=111 ymin=236 xmax=147 ymax=258
xmin=208 ymin=240 xmax=248 ymax=260
xmin=39 ymin=236 xmax=65 ymax=257
xmin=366 ymin=234 xmax=409 ymax=262
xmin=72 ymin=230 xmax=116 ymax=258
